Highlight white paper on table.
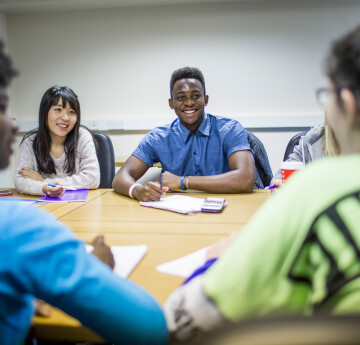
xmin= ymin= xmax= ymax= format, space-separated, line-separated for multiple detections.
xmin=86 ymin=244 xmax=147 ymax=278
xmin=156 ymin=247 xmax=209 ymax=278
xmin=140 ymin=195 xmax=205 ymax=214
xmin=0 ymin=198 xmax=38 ymax=206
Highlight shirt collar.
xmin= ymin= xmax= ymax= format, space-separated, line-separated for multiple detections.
xmin=196 ymin=113 xmax=210 ymax=136
xmin=177 ymin=113 xmax=210 ymax=142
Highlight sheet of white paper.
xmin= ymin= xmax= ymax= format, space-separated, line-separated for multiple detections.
xmin=156 ymin=247 xmax=209 ymax=278
xmin=140 ymin=195 xmax=205 ymax=214
xmin=0 ymin=198 xmax=38 ymax=205
xmin=86 ymin=244 xmax=147 ymax=278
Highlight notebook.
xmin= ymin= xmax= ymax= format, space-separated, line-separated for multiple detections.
xmin=156 ymin=247 xmax=209 ymax=277
xmin=37 ymin=189 xmax=89 ymax=203
xmin=140 ymin=195 xmax=205 ymax=214
xmin=86 ymin=244 xmax=148 ymax=278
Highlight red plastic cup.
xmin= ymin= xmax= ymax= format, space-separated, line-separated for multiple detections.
xmin=281 ymin=161 xmax=304 ymax=183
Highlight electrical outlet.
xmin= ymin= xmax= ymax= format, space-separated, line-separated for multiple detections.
xmin=88 ymin=120 xmax=98 ymax=130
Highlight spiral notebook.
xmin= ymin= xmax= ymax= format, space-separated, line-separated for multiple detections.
xmin=37 ymin=189 xmax=89 ymax=203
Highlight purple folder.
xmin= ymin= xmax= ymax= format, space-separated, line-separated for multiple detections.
xmin=37 ymin=189 xmax=89 ymax=202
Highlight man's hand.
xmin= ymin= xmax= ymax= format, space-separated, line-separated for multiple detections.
xmin=133 ymin=182 xmax=168 ymax=201
xmin=161 ymin=171 xmax=181 ymax=190
xmin=42 ymin=184 xmax=65 ymax=198
xmin=91 ymin=235 xmax=115 ymax=269
xmin=20 ymin=167 xmax=44 ymax=182
xmin=34 ymin=299 xmax=51 ymax=318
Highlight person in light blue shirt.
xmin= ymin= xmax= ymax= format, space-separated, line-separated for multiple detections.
xmin=112 ymin=67 xmax=256 ymax=201
xmin=0 ymin=40 xmax=169 ymax=345
xmin=0 ymin=201 xmax=168 ymax=345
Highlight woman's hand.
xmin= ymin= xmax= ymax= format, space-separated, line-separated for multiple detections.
xmin=42 ymin=184 xmax=65 ymax=198
xmin=91 ymin=235 xmax=115 ymax=270
xmin=19 ymin=167 xmax=44 ymax=182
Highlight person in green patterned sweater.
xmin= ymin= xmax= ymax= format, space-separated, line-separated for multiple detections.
xmin=164 ymin=24 xmax=360 ymax=342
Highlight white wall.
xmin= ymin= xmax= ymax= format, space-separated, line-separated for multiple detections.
xmin=1 ymin=0 xmax=360 ymax=187
xmin=7 ymin=1 xmax=360 ymax=121
xmin=0 ymin=14 xmax=6 ymax=41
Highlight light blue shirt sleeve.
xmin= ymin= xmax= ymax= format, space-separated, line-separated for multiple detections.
xmin=223 ymin=121 xmax=251 ymax=160
xmin=132 ymin=130 xmax=159 ymax=167
xmin=0 ymin=202 xmax=168 ymax=345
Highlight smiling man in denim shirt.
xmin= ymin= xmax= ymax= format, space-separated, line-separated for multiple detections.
xmin=112 ymin=67 xmax=255 ymax=201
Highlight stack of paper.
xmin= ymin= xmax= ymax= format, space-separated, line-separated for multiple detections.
xmin=140 ymin=195 xmax=205 ymax=214
xmin=86 ymin=244 xmax=147 ymax=278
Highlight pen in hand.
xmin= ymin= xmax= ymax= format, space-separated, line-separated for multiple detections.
xmin=45 ymin=183 xmax=65 ymax=198
xmin=47 ymin=183 xmax=74 ymax=191
xmin=48 ymin=183 xmax=62 ymax=188
xmin=264 ymin=184 xmax=277 ymax=190
xmin=159 ymin=171 xmax=167 ymax=198
xmin=159 ymin=173 xmax=163 ymax=189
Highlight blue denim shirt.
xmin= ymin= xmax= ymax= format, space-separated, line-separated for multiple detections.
xmin=133 ymin=113 xmax=251 ymax=176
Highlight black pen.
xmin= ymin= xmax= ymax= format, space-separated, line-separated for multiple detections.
xmin=159 ymin=172 xmax=163 ymax=189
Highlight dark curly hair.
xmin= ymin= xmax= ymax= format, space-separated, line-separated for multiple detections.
xmin=170 ymin=67 xmax=206 ymax=97
xmin=0 ymin=40 xmax=18 ymax=88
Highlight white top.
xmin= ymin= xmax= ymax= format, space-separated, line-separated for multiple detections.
xmin=14 ymin=127 xmax=100 ymax=195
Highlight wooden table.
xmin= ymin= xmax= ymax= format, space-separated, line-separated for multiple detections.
xmin=28 ymin=189 xmax=271 ymax=342
xmin=3 ymin=189 xmax=108 ymax=218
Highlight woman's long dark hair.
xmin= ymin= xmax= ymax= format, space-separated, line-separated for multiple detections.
xmin=22 ymin=86 xmax=81 ymax=175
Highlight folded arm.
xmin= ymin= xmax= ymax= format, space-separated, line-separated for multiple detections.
xmin=163 ymin=150 xmax=255 ymax=193
xmin=44 ymin=137 xmax=100 ymax=190
xmin=14 ymin=139 xmax=46 ymax=195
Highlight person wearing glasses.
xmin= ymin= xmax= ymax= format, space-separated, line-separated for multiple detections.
xmin=164 ymin=25 xmax=360 ymax=342
xmin=112 ymin=67 xmax=256 ymax=201
xmin=271 ymin=116 xmax=340 ymax=187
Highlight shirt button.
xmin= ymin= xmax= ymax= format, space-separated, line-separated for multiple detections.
xmin=193 ymin=152 xmax=196 ymax=155
xmin=194 ymin=171 xmax=198 ymax=175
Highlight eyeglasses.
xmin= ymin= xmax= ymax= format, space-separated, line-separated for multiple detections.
xmin=315 ymin=87 xmax=339 ymax=108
